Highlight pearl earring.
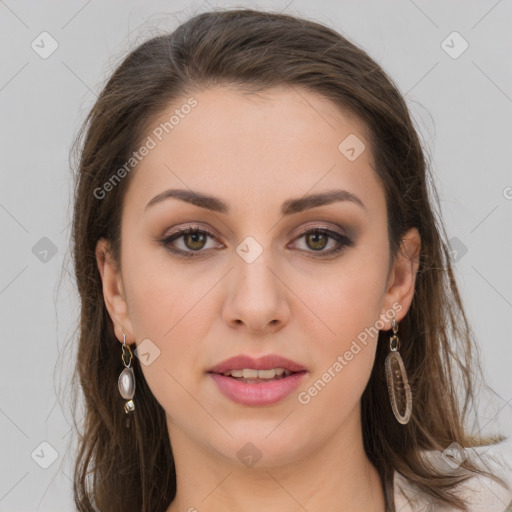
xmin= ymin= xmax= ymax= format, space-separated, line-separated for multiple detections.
xmin=118 ymin=332 xmax=136 ymax=415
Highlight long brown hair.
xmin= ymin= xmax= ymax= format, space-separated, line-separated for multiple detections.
xmin=69 ymin=7 xmax=507 ymax=511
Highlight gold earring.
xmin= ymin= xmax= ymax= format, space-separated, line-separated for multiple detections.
xmin=118 ymin=332 xmax=136 ymax=415
xmin=385 ymin=315 xmax=412 ymax=425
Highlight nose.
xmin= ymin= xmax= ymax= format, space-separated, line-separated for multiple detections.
xmin=222 ymin=250 xmax=290 ymax=334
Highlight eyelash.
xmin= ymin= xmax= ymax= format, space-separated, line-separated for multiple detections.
xmin=158 ymin=225 xmax=353 ymax=259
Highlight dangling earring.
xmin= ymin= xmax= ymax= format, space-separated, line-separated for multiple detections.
xmin=118 ymin=332 xmax=136 ymax=416
xmin=385 ymin=314 xmax=412 ymax=425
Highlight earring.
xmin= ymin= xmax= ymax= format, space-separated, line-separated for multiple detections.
xmin=384 ymin=314 xmax=412 ymax=425
xmin=118 ymin=332 xmax=136 ymax=415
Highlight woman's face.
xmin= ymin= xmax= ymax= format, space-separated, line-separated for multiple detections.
xmin=98 ymin=85 xmax=419 ymax=468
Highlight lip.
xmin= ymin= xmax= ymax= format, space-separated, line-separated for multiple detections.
xmin=208 ymin=371 xmax=307 ymax=406
xmin=207 ymin=354 xmax=308 ymax=406
xmin=207 ymin=354 xmax=307 ymax=374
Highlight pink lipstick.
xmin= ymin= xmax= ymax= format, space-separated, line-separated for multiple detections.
xmin=207 ymin=354 xmax=307 ymax=406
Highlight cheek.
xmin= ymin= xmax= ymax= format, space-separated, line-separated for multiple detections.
xmin=124 ymin=264 xmax=217 ymax=363
xmin=120 ymin=237 xmax=226 ymax=382
xmin=292 ymin=240 xmax=388 ymax=412
xmin=295 ymin=271 xmax=382 ymax=423
xmin=122 ymin=255 xmax=219 ymax=421
xmin=121 ymin=227 xmax=209 ymax=337
xmin=297 ymin=247 xmax=388 ymax=345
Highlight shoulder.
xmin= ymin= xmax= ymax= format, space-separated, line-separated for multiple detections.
xmin=393 ymin=437 xmax=512 ymax=512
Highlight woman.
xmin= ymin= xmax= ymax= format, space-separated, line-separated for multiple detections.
xmin=70 ymin=7 xmax=512 ymax=511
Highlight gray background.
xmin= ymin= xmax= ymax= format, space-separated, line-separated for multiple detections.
xmin=1 ymin=0 xmax=511 ymax=509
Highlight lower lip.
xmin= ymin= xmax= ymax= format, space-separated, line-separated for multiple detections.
xmin=208 ymin=371 xmax=307 ymax=406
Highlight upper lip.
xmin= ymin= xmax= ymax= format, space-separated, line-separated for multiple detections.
xmin=208 ymin=354 xmax=307 ymax=374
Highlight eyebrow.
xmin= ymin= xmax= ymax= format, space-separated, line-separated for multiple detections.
xmin=144 ymin=188 xmax=366 ymax=215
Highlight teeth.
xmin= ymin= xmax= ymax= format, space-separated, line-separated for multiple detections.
xmin=255 ymin=369 xmax=275 ymax=379
xmin=222 ymin=368 xmax=292 ymax=379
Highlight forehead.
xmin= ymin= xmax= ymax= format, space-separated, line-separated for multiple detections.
xmin=124 ymin=85 xmax=382 ymax=216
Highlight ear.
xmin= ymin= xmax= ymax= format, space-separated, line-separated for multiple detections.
xmin=381 ymin=227 xmax=421 ymax=327
xmin=95 ymin=238 xmax=134 ymax=344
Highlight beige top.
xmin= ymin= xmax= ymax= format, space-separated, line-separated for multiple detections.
xmin=393 ymin=438 xmax=512 ymax=511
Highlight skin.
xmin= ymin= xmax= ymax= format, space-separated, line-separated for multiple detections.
xmin=96 ymin=85 xmax=420 ymax=512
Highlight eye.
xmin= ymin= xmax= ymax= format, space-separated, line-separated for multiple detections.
xmin=159 ymin=226 xmax=222 ymax=258
xmin=290 ymin=227 xmax=353 ymax=257
xmin=158 ymin=225 xmax=353 ymax=259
